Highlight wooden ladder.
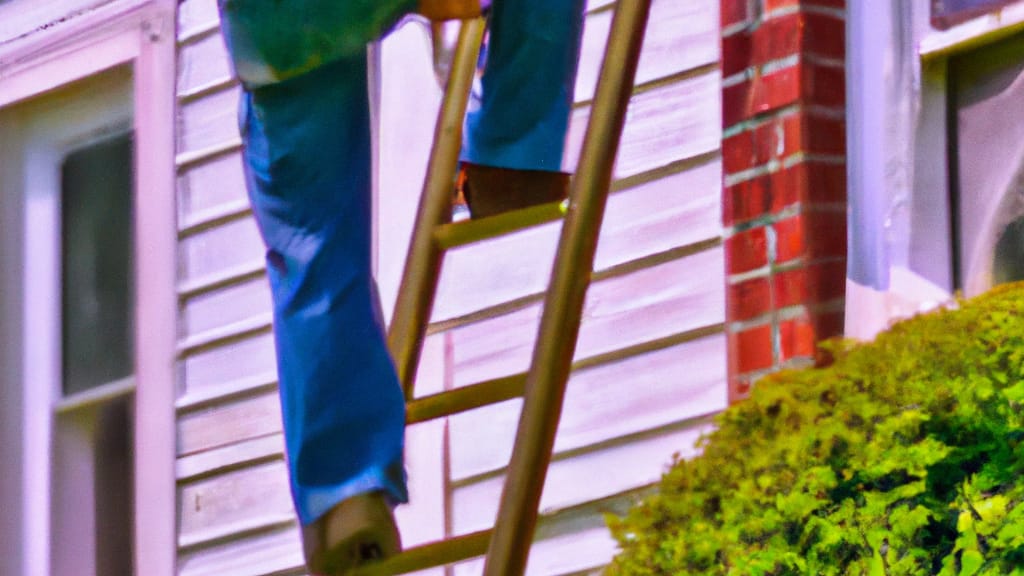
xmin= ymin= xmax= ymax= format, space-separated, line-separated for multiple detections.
xmin=357 ymin=2 xmax=652 ymax=574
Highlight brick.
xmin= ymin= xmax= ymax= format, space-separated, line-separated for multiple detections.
xmin=804 ymin=114 xmax=846 ymax=156
xmin=802 ymin=61 xmax=846 ymax=107
xmin=752 ymin=65 xmax=803 ymax=117
xmin=769 ymin=164 xmax=807 ymax=211
xmin=722 ymin=28 xmax=752 ymax=77
xmin=774 ymin=215 xmax=806 ymax=263
xmin=813 ymin=310 xmax=845 ymax=341
xmin=726 ymin=226 xmax=769 ymax=274
xmin=729 ymin=375 xmax=752 ymax=404
xmin=731 ymin=324 xmax=775 ymax=374
xmin=724 ymin=175 xmax=773 ymax=225
xmin=729 ymin=277 xmax=772 ymax=321
xmin=804 ymin=162 xmax=847 ymax=205
xmin=722 ymin=78 xmax=752 ymax=129
xmin=804 ymin=210 xmax=847 ymax=259
xmin=773 ymin=210 xmax=846 ymax=263
xmin=786 ymin=309 xmax=847 ymax=366
xmin=780 ymin=314 xmax=817 ymax=361
xmin=722 ymin=0 xmax=753 ymax=30
xmin=803 ymin=12 xmax=846 ymax=59
xmin=750 ymin=12 xmax=803 ymax=68
xmin=769 ymin=161 xmax=846 ymax=211
xmin=722 ymin=64 xmax=803 ymax=126
xmin=773 ymin=260 xmax=847 ymax=308
xmin=723 ymin=129 xmax=757 ymax=175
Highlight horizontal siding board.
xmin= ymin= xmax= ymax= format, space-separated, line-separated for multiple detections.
xmin=575 ymin=0 xmax=719 ymax=103
xmin=183 ymin=332 xmax=277 ymax=396
xmin=177 ymin=152 xmax=247 ymax=219
xmin=449 ymin=334 xmax=726 ymax=481
xmin=433 ymin=159 xmax=722 ymax=321
xmin=178 ymin=524 xmax=304 ymax=576
xmin=450 ymin=420 xmax=712 ymax=535
xmin=563 ymin=70 xmax=721 ymax=178
xmin=177 ymin=390 xmax=283 ymax=456
xmin=178 ymin=31 xmax=233 ymax=97
xmin=177 ymin=0 xmax=220 ymax=43
xmin=176 ymin=433 xmax=284 ymax=483
xmin=182 ymin=276 xmax=271 ymax=339
xmin=592 ymin=160 xmax=721 ymax=271
xmin=178 ymin=460 xmax=294 ymax=547
xmin=179 ymin=86 xmax=242 ymax=157
xmin=448 ymin=246 xmax=725 ymax=390
xmin=180 ymin=216 xmax=263 ymax=282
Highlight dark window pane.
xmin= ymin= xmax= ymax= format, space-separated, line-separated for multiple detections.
xmin=994 ymin=217 xmax=1024 ymax=285
xmin=61 ymin=132 xmax=134 ymax=396
xmin=94 ymin=396 xmax=135 ymax=576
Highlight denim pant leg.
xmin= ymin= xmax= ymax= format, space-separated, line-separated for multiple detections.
xmin=461 ymin=0 xmax=587 ymax=172
xmin=239 ymin=55 xmax=408 ymax=526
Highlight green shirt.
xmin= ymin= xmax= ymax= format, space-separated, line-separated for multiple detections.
xmin=219 ymin=0 xmax=415 ymax=87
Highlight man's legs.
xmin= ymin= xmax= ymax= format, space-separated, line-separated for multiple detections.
xmin=238 ymin=53 xmax=407 ymax=567
xmin=459 ymin=0 xmax=586 ymax=217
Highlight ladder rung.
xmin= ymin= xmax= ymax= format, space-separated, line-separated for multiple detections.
xmin=350 ymin=528 xmax=491 ymax=576
xmin=406 ymin=373 xmax=526 ymax=425
xmin=433 ymin=201 xmax=565 ymax=250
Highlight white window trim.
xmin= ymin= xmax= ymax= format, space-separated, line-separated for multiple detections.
xmin=0 ymin=1 xmax=177 ymax=575
xmin=845 ymin=0 xmax=1024 ymax=339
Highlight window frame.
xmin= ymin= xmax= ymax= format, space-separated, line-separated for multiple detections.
xmin=845 ymin=0 xmax=1024 ymax=339
xmin=0 ymin=1 xmax=177 ymax=575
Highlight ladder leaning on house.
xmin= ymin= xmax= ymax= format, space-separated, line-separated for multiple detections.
xmin=356 ymin=1 xmax=653 ymax=574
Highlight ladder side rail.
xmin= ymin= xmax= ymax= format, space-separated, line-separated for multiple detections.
xmin=481 ymin=1 xmax=653 ymax=574
xmin=387 ymin=19 xmax=486 ymax=399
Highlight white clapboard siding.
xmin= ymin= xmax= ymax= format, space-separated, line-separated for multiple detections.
xmin=564 ymin=71 xmax=721 ymax=179
xmin=177 ymin=30 xmax=233 ymax=96
xmin=574 ymin=0 xmax=719 ymax=103
xmin=433 ymin=157 xmax=721 ymax=322
xmin=182 ymin=332 xmax=276 ymax=396
xmin=177 ymin=152 xmax=248 ymax=221
xmin=178 ymin=524 xmax=305 ymax=576
xmin=447 ymin=247 xmax=725 ymax=390
xmin=179 ymin=86 xmax=242 ymax=156
xmin=180 ymin=215 xmax=263 ymax=281
xmin=177 ymin=389 xmax=282 ymax=456
xmin=449 ymin=333 xmax=726 ymax=481
xmin=182 ymin=276 xmax=271 ymax=339
xmin=173 ymin=0 xmax=724 ymax=574
xmin=178 ymin=460 xmax=294 ymax=548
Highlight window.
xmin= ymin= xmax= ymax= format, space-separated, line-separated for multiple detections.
xmin=948 ymin=32 xmax=1024 ymax=293
xmin=846 ymin=1 xmax=1024 ymax=338
xmin=0 ymin=68 xmax=136 ymax=576
xmin=0 ymin=3 xmax=176 ymax=574
xmin=53 ymin=130 xmax=137 ymax=576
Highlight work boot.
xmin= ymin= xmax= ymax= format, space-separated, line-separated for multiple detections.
xmin=303 ymin=492 xmax=401 ymax=575
xmin=459 ymin=162 xmax=570 ymax=220
xmin=417 ymin=0 xmax=481 ymax=21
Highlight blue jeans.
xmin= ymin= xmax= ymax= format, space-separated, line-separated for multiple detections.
xmin=236 ymin=0 xmax=585 ymax=525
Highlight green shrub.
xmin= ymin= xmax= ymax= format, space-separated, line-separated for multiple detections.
xmin=607 ymin=282 xmax=1024 ymax=576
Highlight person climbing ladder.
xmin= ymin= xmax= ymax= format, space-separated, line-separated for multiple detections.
xmin=216 ymin=0 xmax=585 ymax=573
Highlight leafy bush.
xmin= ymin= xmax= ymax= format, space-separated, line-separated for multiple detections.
xmin=607 ymin=282 xmax=1024 ymax=575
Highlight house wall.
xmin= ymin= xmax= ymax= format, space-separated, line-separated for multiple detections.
xmin=173 ymin=1 xmax=725 ymax=575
